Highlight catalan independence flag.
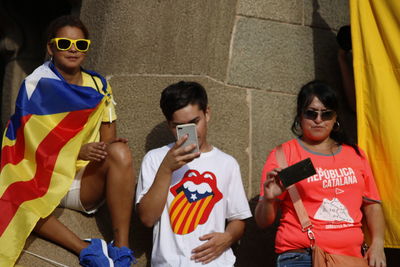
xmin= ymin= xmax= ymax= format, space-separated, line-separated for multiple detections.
xmin=169 ymin=170 xmax=222 ymax=235
xmin=350 ymin=0 xmax=400 ymax=247
xmin=0 ymin=61 xmax=107 ymax=265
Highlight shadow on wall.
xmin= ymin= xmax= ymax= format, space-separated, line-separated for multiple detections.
xmin=145 ymin=121 xmax=176 ymax=153
xmin=311 ymin=0 xmax=357 ymax=144
xmin=235 ymin=196 xmax=278 ymax=267
xmin=312 ymin=0 xmax=339 ymax=84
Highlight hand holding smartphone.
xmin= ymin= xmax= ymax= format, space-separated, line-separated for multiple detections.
xmin=176 ymin=123 xmax=199 ymax=153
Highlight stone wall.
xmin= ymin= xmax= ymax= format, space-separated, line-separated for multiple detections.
xmin=16 ymin=0 xmax=350 ymax=266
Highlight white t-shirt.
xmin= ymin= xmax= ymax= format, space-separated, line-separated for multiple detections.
xmin=136 ymin=144 xmax=252 ymax=267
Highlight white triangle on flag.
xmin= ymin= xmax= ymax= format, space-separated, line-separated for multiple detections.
xmin=335 ymin=188 xmax=344 ymax=194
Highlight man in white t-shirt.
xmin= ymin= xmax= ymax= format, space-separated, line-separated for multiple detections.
xmin=136 ymin=81 xmax=252 ymax=266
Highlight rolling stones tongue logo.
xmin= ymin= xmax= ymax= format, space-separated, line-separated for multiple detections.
xmin=169 ymin=169 xmax=222 ymax=235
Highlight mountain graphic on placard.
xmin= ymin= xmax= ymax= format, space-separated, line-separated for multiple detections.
xmin=314 ymin=198 xmax=354 ymax=222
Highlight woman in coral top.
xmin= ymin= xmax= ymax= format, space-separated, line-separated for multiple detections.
xmin=255 ymin=81 xmax=386 ymax=267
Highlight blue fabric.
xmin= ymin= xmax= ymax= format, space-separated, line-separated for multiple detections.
xmin=6 ymin=61 xmax=106 ymax=140
xmin=80 ymin=239 xmax=114 ymax=267
xmin=276 ymin=251 xmax=312 ymax=267
xmin=107 ymin=242 xmax=137 ymax=267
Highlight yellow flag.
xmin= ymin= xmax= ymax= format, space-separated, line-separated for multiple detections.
xmin=351 ymin=0 xmax=400 ymax=247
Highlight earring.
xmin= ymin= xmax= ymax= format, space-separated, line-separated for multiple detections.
xmin=333 ymin=121 xmax=340 ymax=131
xmin=295 ymin=119 xmax=302 ymax=134
xmin=295 ymin=120 xmax=300 ymax=129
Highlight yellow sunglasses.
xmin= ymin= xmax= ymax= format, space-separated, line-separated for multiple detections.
xmin=50 ymin=38 xmax=91 ymax=52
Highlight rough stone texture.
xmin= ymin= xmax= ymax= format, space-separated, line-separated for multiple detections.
xmin=205 ymin=80 xmax=250 ymax=192
xmin=237 ymin=0 xmax=303 ymax=24
xmin=81 ymin=0 xmax=236 ymax=82
xmin=250 ymin=90 xmax=297 ymax=195
xmin=227 ymin=17 xmax=315 ymax=93
xmin=227 ymin=17 xmax=343 ymax=93
xmin=78 ymin=0 xmax=111 ymax=70
xmin=304 ymin=0 xmax=350 ymax=30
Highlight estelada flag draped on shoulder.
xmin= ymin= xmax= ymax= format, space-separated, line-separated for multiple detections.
xmin=350 ymin=0 xmax=400 ymax=247
xmin=0 ymin=61 xmax=108 ymax=265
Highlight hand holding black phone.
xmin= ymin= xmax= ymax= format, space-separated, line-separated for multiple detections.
xmin=278 ymin=158 xmax=316 ymax=188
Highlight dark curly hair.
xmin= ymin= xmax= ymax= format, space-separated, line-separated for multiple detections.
xmin=46 ymin=15 xmax=89 ymax=42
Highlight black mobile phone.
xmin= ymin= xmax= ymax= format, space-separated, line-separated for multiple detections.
xmin=278 ymin=158 xmax=316 ymax=188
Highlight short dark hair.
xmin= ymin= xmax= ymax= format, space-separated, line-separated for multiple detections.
xmin=46 ymin=15 xmax=89 ymax=42
xmin=160 ymin=81 xmax=208 ymax=121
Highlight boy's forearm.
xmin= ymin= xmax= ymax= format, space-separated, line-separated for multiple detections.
xmin=137 ymin=166 xmax=172 ymax=227
xmin=225 ymin=220 xmax=246 ymax=246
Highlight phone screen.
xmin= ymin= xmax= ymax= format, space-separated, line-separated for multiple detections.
xmin=176 ymin=123 xmax=199 ymax=153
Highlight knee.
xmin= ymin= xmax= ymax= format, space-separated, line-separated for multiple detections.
xmin=106 ymin=142 xmax=134 ymax=167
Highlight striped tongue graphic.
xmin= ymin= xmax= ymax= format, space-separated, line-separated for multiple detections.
xmin=169 ymin=170 xmax=222 ymax=235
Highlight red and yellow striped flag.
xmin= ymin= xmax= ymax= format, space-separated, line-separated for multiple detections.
xmin=169 ymin=170 xmax=222 ymax=235
xmin=0 ymin=61 xmax=107 ymax=265
xmin=351 ymin=0 xmax=400 ymax=247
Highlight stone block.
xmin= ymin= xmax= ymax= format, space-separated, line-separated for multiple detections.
xmin=203 ymin=80 xmax=250 ymax=193
xmin=80 ymin=0 xmax=112 ymax=69
xmin=81 ymin=0 xmax=236 ymax=82
xmin=250 ymin=90 xmax=297 ymax=197
xmin=237 ymin=0 xmax=303 ymax=24
xmin=227 ymin=17 xmax=343 ymax=93
xmin=227 ymin=17 xmax=315 ymax=93
xmin=304 ymin=0 xmax=350 ymax=30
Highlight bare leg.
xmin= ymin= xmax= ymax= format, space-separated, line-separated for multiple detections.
xmin=33 ymin=142 xmax=135 ymax=254
xmin=80 ymin=142 xmax=135 ymax=247
xmin=34 ymin=215 xmax=88 ymax=255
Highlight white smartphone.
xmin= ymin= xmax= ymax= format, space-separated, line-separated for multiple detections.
xmin=176 ymin=123 xmax=199 ymax=153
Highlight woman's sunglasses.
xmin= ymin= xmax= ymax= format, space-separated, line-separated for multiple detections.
xmin=50 ymin=38 xmax=91 ymax=52
xmin=303 ymin=109 xmax=336 ymax=121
